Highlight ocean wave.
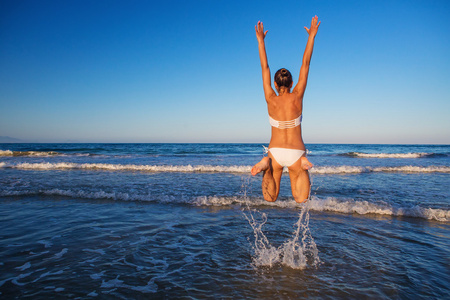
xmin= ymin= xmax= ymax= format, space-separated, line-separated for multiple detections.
xmin=1 ymin=162 xmax=449 ymax=174
xmin=0 ymin=149 xmax=98 ymax=157
xmin=1 ymin=189 xmax=447 ymax=222
xmin=195 ymin=196 xmax=450 ymax=222
xmin=0 ymin=150 xmax=63 ymax=157
xmin=313 ymin=166 xmax=367 ymax=174
xmin=0 ymin=189 xmax=158 ymax=202
xmin=340 ymin=152 xmax=448 ymax=159
xmin=309 ymin=197 xmax=449 ymax=222
xmin=372 ymin=166 xmax=450 ymax=173
xmin=311 ymin=165 xmax=450 ymax=174
xmin=8 ymin=162 xmax=252 ymax=173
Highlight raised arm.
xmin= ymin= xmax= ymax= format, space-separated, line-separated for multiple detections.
xmin=255 ymin=21 xmax=276 ymax=101
xmin=293 ymin=16 xmax=321 ymax=98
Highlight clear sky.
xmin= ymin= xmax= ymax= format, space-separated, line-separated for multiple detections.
xmin=1 ymin=0 xmax=449 ymax=144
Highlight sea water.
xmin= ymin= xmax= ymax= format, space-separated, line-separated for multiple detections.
xmin=0 ymin=143 xmax=449 ymax=298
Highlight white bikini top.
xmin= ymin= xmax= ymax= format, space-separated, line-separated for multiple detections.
xmin=269 ymin=115 xmax=302 ymax=129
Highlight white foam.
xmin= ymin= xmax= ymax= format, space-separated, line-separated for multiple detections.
xmin=80 ymin=163 xmax=250 ymax=173
xmin=193 ymin=195 xmax=299 ymax=208
xmin=351 ymin=152 xmax=429 ymax=158
xmin=313 ymin=166 xmax=367 ymax=174
xmin=197 ymin=195 xmax=449 ymax=222
xmin=0 ymin=150 xmax=13 ymax=156
xmin=373 ymin=166 xmax=450 ymax=173
xmin=5 ymin=162 xmax=448 ymax=174
xmin=0 ymin=150 xmax=60 ymax=157
xmin=354 ymin=152 xmax=432 ymax=158
xmin=11 ymin=162 xmax=251 ymax=173
xmin=307 ymin=197 xmax=450 ymax=222
xmin=16 ymin=162 xmax=77 ymax=170
xmin=2 ymin=186 xmax=448 ymax=222
xmin=313 ymin=165 xmax=450 ymax=174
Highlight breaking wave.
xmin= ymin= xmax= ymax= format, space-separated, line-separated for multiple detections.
xmin=2 ymin=162 xmax=251 ymax=173
xmin=0 ymin=150 xmax=63 ymax=157
xmin=1 ymin=162 xmax=449 ymax=174
xmin=1 ymin=189 xmax=448 ymax=222
xmin=341 ymin=152 xmax=445 ymax=158
xmin=194 ymin=196 xmax=449 ymax=222
xmin=306 ymin=197 xmax=449 ymax=222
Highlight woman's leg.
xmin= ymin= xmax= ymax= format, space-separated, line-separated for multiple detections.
xmin=288 ymin=157 xmax=311 ymax=203
xmin=251 ymin=155 xmax=283 ymax=202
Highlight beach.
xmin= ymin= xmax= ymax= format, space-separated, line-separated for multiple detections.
xmin=0 ymin=143 xmax=449 ymax=298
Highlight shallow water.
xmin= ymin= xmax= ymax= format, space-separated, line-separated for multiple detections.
xmin=0 ymin=143 xmax=449 ymax=298
xmin=1 ymin=197 xmax=448 ymax=299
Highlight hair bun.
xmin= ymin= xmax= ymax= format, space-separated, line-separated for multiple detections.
xmin=274 ymin=68 xmax=293 ymax=89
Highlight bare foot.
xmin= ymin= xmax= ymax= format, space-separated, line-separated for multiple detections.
xmin=301 ymin=156 xmax=313 ymax=170
xmin=251 ymin=157 xmax=270 ymax=176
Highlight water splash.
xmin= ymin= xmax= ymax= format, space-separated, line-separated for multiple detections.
xmin=242 ymin=177 xmax=320 ymax=269
xmin=244 ymin=209 xmax=280 ymax=267
xmin=281 ymin=203 xmax=320 ymax=269
xmin=244 ymin=205 xmax=320 ymax=269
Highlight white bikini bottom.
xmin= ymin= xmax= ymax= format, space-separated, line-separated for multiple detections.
xmin=268 ymin=148 xmax=305 ymax=168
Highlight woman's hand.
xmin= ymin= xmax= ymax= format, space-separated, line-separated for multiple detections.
xmin=255 ymin=21 xmax=268 ymax=42
xmin=304 ymin=15 xmax=320 ymax=37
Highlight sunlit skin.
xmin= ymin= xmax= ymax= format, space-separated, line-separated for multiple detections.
xmin=251 ymin=16 xmax=321 ymax=203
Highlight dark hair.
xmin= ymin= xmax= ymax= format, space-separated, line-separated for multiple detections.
xmin=274 ymin=68 xmax=293 ymax=89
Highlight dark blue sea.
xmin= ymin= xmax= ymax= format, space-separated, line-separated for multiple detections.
xmin=0 ymin=143 xmax=449 ymax=299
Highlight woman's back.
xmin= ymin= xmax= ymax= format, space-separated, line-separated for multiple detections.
xmin=267 ymin=92 xmax=302 ymax=121
xmin=267 ymin=92 xmax=305 ymax=150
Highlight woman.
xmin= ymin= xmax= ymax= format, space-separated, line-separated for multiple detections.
xmin=251 ymin=16 xmax=320 ymax=203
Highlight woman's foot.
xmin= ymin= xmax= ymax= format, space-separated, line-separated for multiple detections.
xmin=251 ymin=157 xmax=270 ymax=176
xmin=301 ymin=156 xmax=313 ymax=170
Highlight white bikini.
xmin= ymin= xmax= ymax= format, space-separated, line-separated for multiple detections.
xmin=268 ymin=115 xmax=302 ymax=129
xmin=268 ymin=115 xmax=305 ymax=167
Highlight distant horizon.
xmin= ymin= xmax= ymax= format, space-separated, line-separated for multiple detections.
xmin=1 ymin=136 xmax=448 ymax=146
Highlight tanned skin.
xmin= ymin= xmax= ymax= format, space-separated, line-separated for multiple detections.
xmin=251 ymin=16 xmax=320 ymax=203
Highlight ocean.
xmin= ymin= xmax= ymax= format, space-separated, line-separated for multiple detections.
xmin=0 ymin=143 xmax=449 ymax=299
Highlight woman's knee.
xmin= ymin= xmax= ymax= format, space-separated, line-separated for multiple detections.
xmin=294 ymin=196 xmax=308 ymax=204
xmin=292 ymin=179 xmax=310 ymax=203
xmin=263 ymin=190 xmax=279 ymax=202
xmin=292 ymin=186 xmax=309 ymax=203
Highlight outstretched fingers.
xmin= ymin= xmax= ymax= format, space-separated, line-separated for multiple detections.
xmin=305 ymin=15 xmax=320 ymax=35
xmin=312 ymin=15 xmax=321 ymax=28
xmin=255 ymin=21 xmax=268 ymax=40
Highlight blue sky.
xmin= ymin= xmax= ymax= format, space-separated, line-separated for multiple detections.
xmin=1 ymin=0 xmax=449 ymax=143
